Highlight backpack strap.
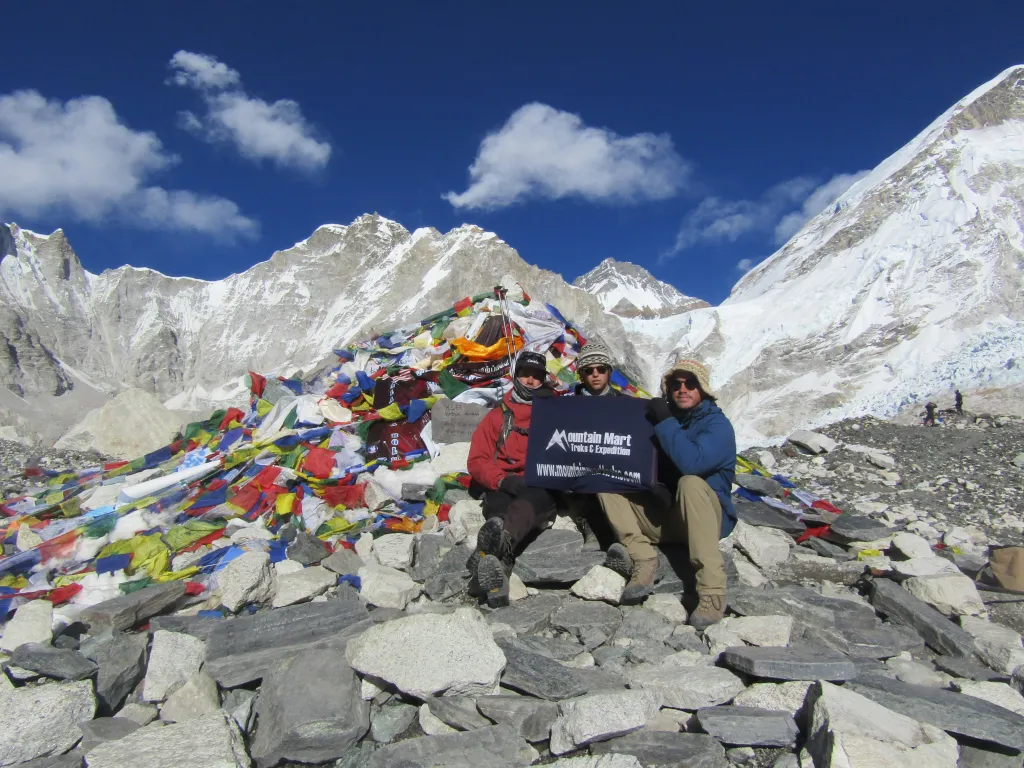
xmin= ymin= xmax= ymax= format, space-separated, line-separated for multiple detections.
xmin=493 ymin=401 xmax=529 ymax=460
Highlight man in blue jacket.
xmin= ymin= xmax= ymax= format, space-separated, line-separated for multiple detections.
xmin=599 ymin=358 xmax=736 ymax=630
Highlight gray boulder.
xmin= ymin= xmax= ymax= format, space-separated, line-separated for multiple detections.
xmin=362 ymin=724 xmax=530 ymax=768
xmin=590 ymin=731 xmax=727 ymax=767
xmin=10 ymin=643 xmax=98 ymax=680
xmin=79 ymin=582 xmax=186 ymax=632
xmin=476 ymin=695 xmax=557 ymax=743
xmin=694 ymin=706 xmax=798 ymax=747
xmin=250 ymin=650 xmax=369 ymax=767
xmin=80 ymin=631 xmax=149 ymax=713
xmin=84 ymin=713 xmax=249 ymax=768
xmin=0 ymin=680 xmax=96 ymax=767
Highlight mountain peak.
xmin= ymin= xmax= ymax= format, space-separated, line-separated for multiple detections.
xmin=574 ymin=258 xmax=708 ymax=318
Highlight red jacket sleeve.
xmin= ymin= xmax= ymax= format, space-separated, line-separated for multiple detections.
xmin=468 ymin=408 xmax=507 ymax=491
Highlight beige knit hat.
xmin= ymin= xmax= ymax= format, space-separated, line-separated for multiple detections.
xmin=661 ymin=358 xmax=716 ymax=399
xmin=576 ymin=340 xmax=614 ymax=371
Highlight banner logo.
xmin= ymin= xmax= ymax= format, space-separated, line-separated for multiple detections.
xmin=546 ymin=429 xmax=569 ymax=451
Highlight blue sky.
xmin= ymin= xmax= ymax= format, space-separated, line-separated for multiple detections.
xmin=2 ymin=2 xmax=1022 ymax=305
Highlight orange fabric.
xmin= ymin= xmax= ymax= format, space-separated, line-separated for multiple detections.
xmin=450 ymin=335 xmax=523 ymax=362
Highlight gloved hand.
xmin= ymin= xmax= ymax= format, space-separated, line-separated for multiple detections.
xmin=499 ymin=474 xmax=528 ymax=496
xmin=649 ymin=483 xmax=674 ymax=509
xmin=645 ymin=396 xmax=672 ymax=425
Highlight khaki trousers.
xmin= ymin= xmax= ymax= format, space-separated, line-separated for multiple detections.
xmin=598 ymin=475 xmax=726 ymax=596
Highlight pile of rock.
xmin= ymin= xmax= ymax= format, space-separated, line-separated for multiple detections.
xmin=3 ymin=424 xmax=1024 ymax=768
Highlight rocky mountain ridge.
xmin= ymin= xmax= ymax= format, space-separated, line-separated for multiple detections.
xmin=573 ymin=258 xmax=708 ymax=318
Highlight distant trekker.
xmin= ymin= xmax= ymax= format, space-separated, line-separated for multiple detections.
xmin=924 ymin=401 xmax=937 ymax=427
xmin=955 ymin=389 xmax=964 ymax=415
xmin=597 ymin=358 xmax=737 ymax=630
xmin=574 ymin=341 xmax=622 ymax=397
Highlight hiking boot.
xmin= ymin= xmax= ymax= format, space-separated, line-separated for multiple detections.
xmin=578 ymin=516 xmax=600 ymax=551
xmin=468 ymin=518 xmax=515 ymax=597
xmin=477 ymin=554 xmax=510 ymax=608
xmin=620 ymin=556 xmax=659 ymax=605
xmin=689 ymin=594 xmax=726 ymax=631
xmin=604 ymin=543 xmax=633 ymax=580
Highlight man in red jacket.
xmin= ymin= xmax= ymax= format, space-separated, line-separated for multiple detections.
xmin=467 ymin=350 xmax=556 ymax=607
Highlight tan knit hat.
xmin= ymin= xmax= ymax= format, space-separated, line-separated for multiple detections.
xmin=576 ymin=341 xmax=614 ymax=371
xmin=662 ymin=358 xmax=716 ymax=399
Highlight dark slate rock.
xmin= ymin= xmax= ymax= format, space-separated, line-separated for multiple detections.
xmin=933 ymin=655 xmax=1008 ymax=682
xmin=570 ymin=665 xmax=630 ymax=693
xmin=370 ymin=701 xmax=417 ymax=743
xmin=408 ymin=534 xmax=452 ymax=583
xmin=204 ymin=599 xmax=373 ymax=687
xmin=78 ymin=582 xmax=186 ymax=632
xmin=592 ymin=645 xmax=629 ymax=668
xmin=322 ymin=547 xmax=364 ymax=577
xmin=729 ymin=585 xmax=876 ymax=632
xmin=721 ymin=645 xmax=857 ymax=681
xmin=800 ymin=623 xmax=905 ymax=660
xmin=957 ymin=744 xmax=1024 ymax=768
xmin=514 ymin=528 xmax=605 ymax=585
xmin=286 ymin=532 xmax=329 ymax=565
xmin=498 ymin=640 xmax=589 ymax=700
xmin=423 ymin=544 xmax=472 ymax=600
xmin=516 ymin=634 xmax=585 ymax=662
xmin=886 ymin=620 xmax=927 ymax=653
xmin=869 ymin=578 xmax=975 ymax=657
xmin=985 ymin=597 xmax=1024 ymax=636
xmin=847 ymin=674 xmax=1024 ymax=750
xmin=442 ymin=488 xmax=473 ymax=505
xmin=426 ymin=695 xmax=492 ymax=730
xmin=826 ymin=515 xmax=896 ymax=543
xmin=10 ymin=643 xmax=98 ymax=681
xmin=806 ymin=537 xmax=854 ymax=560
xmin=77 ymin=717 xmax=140 ymax=753
xmin=626 ymin=640 xmax=674 ymax=666
xmin=613 ymin=608 xmax=674 ymax=644
xmin=79 ymin=631 xmax=148 ymax=714
xmin=734 ymin=475 xmax=785 ymax=498
xmin=590 ymin=731 xmax=728 ymax=767
xmin=486 ymin=592 xmax=564 ymax=635
xmin=147 ymin=613 xmax=222 ymax=642
xmin=475 ymin=695 xmax=557 ymax=743
xmin=550 ymin=598 xmax=623 ymax=650
xmin=695 ymin=706 xmax=799 ymax=747
xmin=13 ymin=754 xmax=85 ymax=768
xmin=277 ymin=523 xmax=297 ymax=543
xmin=250 ymin=649 xmax=369 ymax=767
xmin=734 ymin=501 xmax=806 ymax=535
xmin=363 ymin=724 xmax=528 ymax=768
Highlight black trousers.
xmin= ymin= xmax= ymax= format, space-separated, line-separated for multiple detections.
xmin=481 ymin=487 xmax=557 ymax=550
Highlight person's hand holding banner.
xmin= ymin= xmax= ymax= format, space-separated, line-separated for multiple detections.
xmin=645 ymin=396 xmax=672 ymax=425
xmin=499 ymin=474 xmax=528 ymax=496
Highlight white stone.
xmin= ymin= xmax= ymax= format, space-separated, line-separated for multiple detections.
xmin=357 ymin=564 xmax=422 ymax=610
xmin=551 ymin=756 xmax=643 ymax=768
xmin=218 ymin=551 xmax=275 ymax=613
xmin=347 ymin=612 xmax=506 ymax=699
xmin=360 ymin=678 xmax=383 ymax=701
xmin=373 ymin=533 xmax=416 ymax=570
xmin=732 ymin=520 xmax=791 ymax=570
xmin=903 ymin=574 xmax=986 ymax=616
xmin=787 ymin=429 xmax=838 ymax=454
xmin=0 ymin=680 xmax=96 ymax=766
xmin=271 ymin=565 xmax=337 ymax=608
xmin=85 ymin=713 xmax=249 ymax=768
xmin=159 ymin=671 xmax=220 ymax=723
xmin=509 ymin=573 xmax=529 ymax=601
xmin=808 ymin=681 xmax=958 ymax=767
xmin=661 ymin=650 xmax=714 ymax=667
xmin=0 ymin=599 xmax=52 ymax=653
xmin=552 ymin=514 xmax=582 ymax=532
xmin=429 ymin=442 xmax=471 ymax=475
xmin=418 ymin=702 xmax=457 ymax=735
xmin=707 ymin=615 xmax=793 ymax=647
xmin=644 ymin=594 xmax=689 ymax=624
xmin=890 ymin=532 xmax=934 ymax=559
xmin=117 ymin=702 xmax=159 ymax=726
xmin=55 ymin=388 xmax=184 ymax=459
xmin=628 ymin=665 xmax=745 ymax=710
xmin=274 ymin=559 xmax=305 ymax=576
xmin=734 ymin=557 xmax=768 ymax=587
xmin=884 ymin=657 xmax=949 ymax=688
xmin=571 ymin=566 xmax=626 ymax=605
xmin=954 ymin=681 xmax=1024 ymax=716
xmin=961 ymin=616 xmax=1024 ymax=675
xmin=355 ymin=531 xmax=374 ymax=561
xmin=445 ymin=500 xmax=485 ymax=545
xmin=890 ymin=557 xmax=961 ymax=578
xmin=757 ymin=451 xmax=776 ymax=470
xmin=15 ymin=523 xmax=42 ymax=552
xmin=733 ymin=682 xmax=812 ymax=718
xmin=549 ymin=690 xmax=659 ymax=755
xmin=143 ymin=630 xmax=206 ymax=702
xmin=567 ymin=651 xmax=596 ymax=669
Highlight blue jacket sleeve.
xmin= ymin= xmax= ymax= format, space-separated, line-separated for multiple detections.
xmin=653 ymin=412 xmax=736 ymax=477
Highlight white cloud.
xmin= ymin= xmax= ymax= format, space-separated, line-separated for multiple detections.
xmin=736 ymin=258 xmax=754 ymax=272
xmin=773 ymin=171 xmax=869 ymax=243
xmin=444 ymin=103 xmax=688 ymax=209
xmin=0 ymin=90 xmax=257 ymax=240
xmin=667 ymin=177 xmax=815 ymax=255
xmin=169 ymin=50 xmax=331 ymax=172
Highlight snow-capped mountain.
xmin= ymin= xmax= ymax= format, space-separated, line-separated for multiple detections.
xmin=0 ymin=216 xmax=647 ymax=437
xmin=573 ymin=258 xmax=708 ymax=318
xmin=626 ymin=64 xmax=1024 ymax=444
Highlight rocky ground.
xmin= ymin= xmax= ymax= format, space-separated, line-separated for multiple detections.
xmin=1 ymin=414 xmax=1024 ymax=768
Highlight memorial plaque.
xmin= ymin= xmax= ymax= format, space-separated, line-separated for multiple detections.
xmin=432 ymin=400 xmax=490 ymax=443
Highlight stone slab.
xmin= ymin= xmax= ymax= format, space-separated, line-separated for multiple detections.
xmin=721 ymin=645 xmax=856 ymax=681
xmin=695 ymin=706 xmax=799 ymax=747
xmin=431 ymin=400 xmax=489 ymax=443
xmin=79 ymin=582 xmax=186 ymax=632
xmin=590 ymin=731 xmax=728 ymax=768
xmin=84 ymin=713 xmax=248 ymax=768
xmin=869 ymin=578 xmax=975 ymax=657
xmin=499 ymin=640 xmax=589 ymax=700
xmin=361 ymin=724 xmax=529 ymax=768
xmin=476 ymin=695 xmax=557 ymax=743
xmin=514 ymin=529 xmax=606 ymax=585
xmin=80 ymin=631 xmax=149 ymax=714
xmin=10 ymin=643 xmax=98 ymax=680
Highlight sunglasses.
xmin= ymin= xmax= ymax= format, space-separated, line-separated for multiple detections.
xmin=668 ymin=376 xmax=699 ymax=393
xmin=517 ymin=368 xmax=546 ymax=380
xmin=580 ymin=365 xmax=610 ymax=376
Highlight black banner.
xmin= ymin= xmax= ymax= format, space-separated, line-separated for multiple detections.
xmin=525 ymin=396 xmax=657 ymax=493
